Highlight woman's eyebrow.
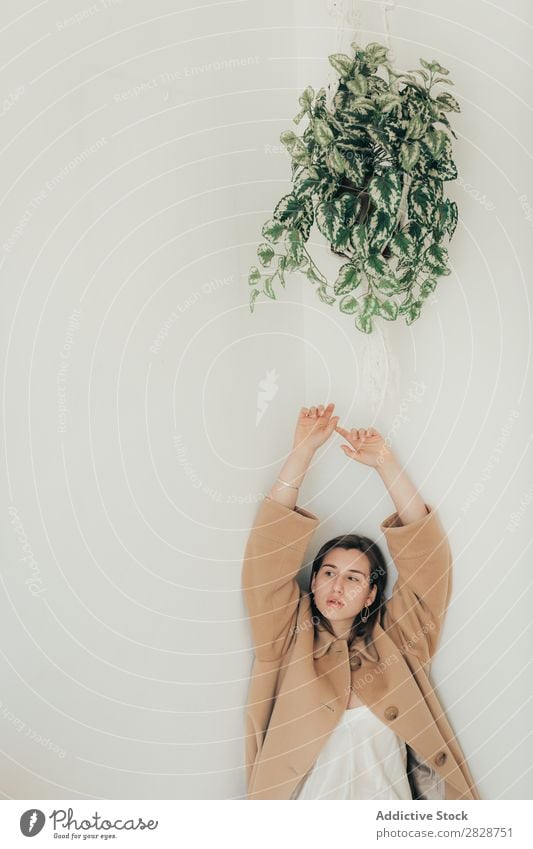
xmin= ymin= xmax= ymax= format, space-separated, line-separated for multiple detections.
xmin=321 ymin=563 xmax=367 ymax=575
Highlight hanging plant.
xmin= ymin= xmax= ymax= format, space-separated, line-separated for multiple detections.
xmin=248 ymin=41 xmax=460 ymax=333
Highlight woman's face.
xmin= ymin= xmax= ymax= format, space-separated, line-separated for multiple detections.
xmin=311 ymin=547 xmax=377 ymax=624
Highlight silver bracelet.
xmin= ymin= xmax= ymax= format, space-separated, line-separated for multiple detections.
xmin=275 ymin=477 xmax=300 ymax=490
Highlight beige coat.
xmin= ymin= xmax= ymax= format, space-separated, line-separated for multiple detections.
xmin=242 ymin=495 xmax=481 ymax=800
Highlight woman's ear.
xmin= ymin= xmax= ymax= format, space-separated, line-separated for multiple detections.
xmin=367 ymin=584 xmax=378 ymax=606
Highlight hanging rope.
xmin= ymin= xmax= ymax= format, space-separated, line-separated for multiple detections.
xmin=322 ymin=1 xmax=401 ymax=408
xmin=381 ymin=1 xmax=397 ymax=54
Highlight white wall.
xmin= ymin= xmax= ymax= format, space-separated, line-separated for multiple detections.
xmin=0 ymin=0 xmax=531 ymax=800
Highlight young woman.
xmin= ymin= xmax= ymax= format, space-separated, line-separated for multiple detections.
xmin=242 ymin=402 xmax=480 ymax=800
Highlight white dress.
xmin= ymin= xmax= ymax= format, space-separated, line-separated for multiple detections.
xmin=292 ymin=704 xmax=413 ymax=800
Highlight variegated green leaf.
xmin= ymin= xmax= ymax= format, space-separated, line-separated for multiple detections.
xmin=354 ymin=312 xmax=373 ymax=333
xmin=367 ymin=170 xmax=402 ymax=213
xmin=389 ymin=229 xmax=416 ymax=259
xmin=316 ymin=194 xmax=358 ymax=251
xmin=409 ymin=182 xmax=435 ymax=223
xmin=249 ymin=288 xmax=260 ymax=312
xmin=435 ymin=199 xmax=454 ymax=237
xmin=366 ymin=126 xmax=393 ymax=155
xmin=326 ymin=146 xmax=346 ymax=175
xmin=351 ymin=223 xmax=369 ymax=260
xmin=419 ymin=277 xmax=437 ymax=299
xmin=364 ymin=42 xmax=390 ymax=66
xmin=400 ymin=141 xmax=421 ymax=172
xmin=328 ymin=53 xmax=354 ymax=78
xmin=398 ymin=294 xmax=414 ymax=314
xmin=349 ymin=98 xmax=375 ymax=116
xmin=273 ymin=193 xmax=302 ymax=221
xmin=424 ymin=128 xmax=448 ymax=158
xmin=404 ymin=218 xmax=427 ymax=246
xmin=334 ymin=263 xmax=361 ymax=295
xmin=273 ymin=194 xmax=313 ymax=238
xmin=405 ymin=114 xmax=426 ymax=140
xmin=284 ymin=254 xmax=300 ymax=271
xmin=313 ymin=119 xmax=335 ymax=146
xmin=339 ymin=293 xmax=361 ymax=314
xmin=427 ymin=134 xmax=457 ymax=180
xmin=346 ymin=75 xmax=368 ymax=96
xmin=447 ymin=200 xmax=458 ymax=238
xmin=423 ymin=242 xmax=448 ymax=270
xmin=365 ymin=252 xmax=387 ymax=277
xmin=376 ymin=275 xmax=399 ymax=296
xmin=249 ymin=266 xmax=261 ymax=286
xmin=336 ymin=146 xmax=364 ymax=184
xmin=435 ymin=92 xmax=460 ymax=112
xmin=317 ymin=284 xmax=336 ymax=305
xmin=263 ymin=276 xmax=276 ymax=299
xmin=367 ymin=207 xmax=394 ymax=250
xmin=280 ymin=129 xmax=298 ymax=149
xmin=405 ymin=300 xmax=422 ymax=325
xmin=285 ymin=229 xmax=305 ymax=265
xmin=431 ymin=157 xmax=457 ymax=181
xmin=375 ymin=93 xmax=402 ymax=113
xmin=429 ymin=61 xmax=449 ymax=75
xmin=277 ymin=255 xmax=286 ymax=287
xmin=428 ymin=101 xmax=443 ymax=121
xmin=262 ymin=218 xmax=285 ymax=243
xmin=299 ymin=86 xmax=315 ymax=111
xmin=257 ymin=243 xmax=275 ymax=266
xmin=362 ymin=293 xmax=380 ymax=317
xmin=294 ymin=176 xmax=319 ymax=200
xmin=279 ymin=130 xmax=310 ymax=165
xmin=377 ymin=299 xmax=398 ymax=320
xmin=306 ymin=263 xmax=322 ymax=284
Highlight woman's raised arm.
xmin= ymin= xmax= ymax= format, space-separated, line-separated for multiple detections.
xmin=241 ymin=403 xmax=338 ymax=662
xmin=334 ymin=421 xmax=451 ymax=662
xmin=335 ymin=422 xmax=427 ymax=524
xmin=268 ymin=403 xmax=340 ymax=509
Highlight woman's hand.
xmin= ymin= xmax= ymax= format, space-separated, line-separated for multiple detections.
xmin=292 ymin=403 xmax=340 ymax=455
xmin=335 ymin=424 xmax=394 ymax=469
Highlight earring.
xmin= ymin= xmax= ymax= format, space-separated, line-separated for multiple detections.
xmin=361 ymin=604 xmax=370 ymax=623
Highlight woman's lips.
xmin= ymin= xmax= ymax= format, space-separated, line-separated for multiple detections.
xmin=326 ymin=599 xmax=345 ymax=609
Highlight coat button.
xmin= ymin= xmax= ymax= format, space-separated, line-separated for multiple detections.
xmin=434 ymin=751 xmax=447 ymax=767
xmin=384 ymin=705 xmax=399 ymax=721
xmin=349 ymin=654 xmax=362 ymax=670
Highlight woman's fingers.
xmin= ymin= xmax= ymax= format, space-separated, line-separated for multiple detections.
xmin=335 ymin=424 xmax=350 ymax=439
xmin=301 ymin=402 xmax=335 ymax=420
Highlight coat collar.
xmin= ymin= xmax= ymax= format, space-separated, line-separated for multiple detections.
xmin=312 ymin=620 xmax=378 ymax=662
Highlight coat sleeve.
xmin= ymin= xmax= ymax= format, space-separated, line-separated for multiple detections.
xmin=241 ymin=495 xmax=320 ymax=662
xmin=380 ymin=503 xmax=452 ymax=664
